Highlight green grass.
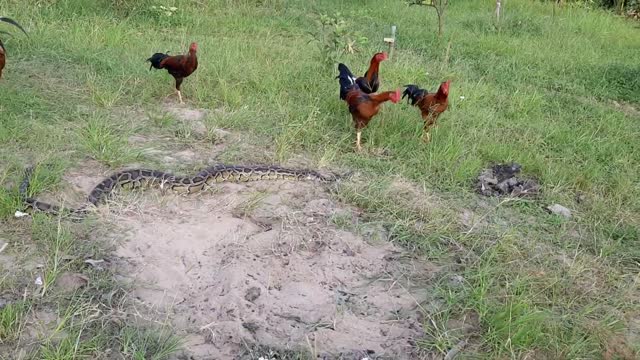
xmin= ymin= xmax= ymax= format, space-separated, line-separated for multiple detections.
xmin=119 ymin=325 xmax=183 ymax=360
xmin=0 ymin=301 xmax=28 ymax=343
xmin=0 ymin=0 xmax=639 ymax=358
xmin=78 ymin=113 xmax=140 ymax=166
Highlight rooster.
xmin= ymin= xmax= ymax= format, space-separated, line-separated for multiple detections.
xmin=0 ymin=16 xmax=29 ymax=79
xmin=337 ymin=63 xmax=400 ymax=152
xmin=0 ymin=40 xmax=5 ymax=79
xmin=147 ymin=42 xmax=198 ymax=104
xmin=402 ymin=80 xmax=451 ymax=142
xmin=355 ymin=51 xmax=388 ymax=94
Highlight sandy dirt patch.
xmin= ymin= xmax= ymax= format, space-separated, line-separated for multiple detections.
xmin=10 ymin=102 xmax=436 ymax=358
xmin=94 ymin=179 xmax=435 ymax=359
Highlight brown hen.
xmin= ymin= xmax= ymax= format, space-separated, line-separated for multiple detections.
xmin=147 ymin=42 xmax=198 ymax=104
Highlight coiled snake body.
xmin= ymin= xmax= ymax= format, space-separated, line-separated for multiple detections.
xmin=19 ymin=164 xmax=341 ymax=219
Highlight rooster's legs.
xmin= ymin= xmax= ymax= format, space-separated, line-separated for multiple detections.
xmin=175 ymin=77 xmax=185 ymax=104
xmin=422 ymin=119 xmax=435 ymax=143
xmin=356 ymin=131 xmax=363 ymax=152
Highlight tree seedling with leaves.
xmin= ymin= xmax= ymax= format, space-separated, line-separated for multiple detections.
xmin=308 ymin=13 xmax=369 ymax=68
xmin=407 ymin=0 xmax=450 ymax=36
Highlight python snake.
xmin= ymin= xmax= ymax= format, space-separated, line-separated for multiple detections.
xmin=19 ymin=164 xmax=342 ymax=220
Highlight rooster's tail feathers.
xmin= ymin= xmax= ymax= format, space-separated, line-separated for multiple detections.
xmin=337 ymin=63 xmax=358 ymax=100
xmin=146 ymin=52 xmax=170 ymax=71
xmin=402 ymin=84 xmax=427 ymax=106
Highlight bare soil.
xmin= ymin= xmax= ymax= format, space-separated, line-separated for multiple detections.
xmin=98 ymin=178 xmax=434 ymax=359
xmin=5 ymin=103 xmax=441 ymax=359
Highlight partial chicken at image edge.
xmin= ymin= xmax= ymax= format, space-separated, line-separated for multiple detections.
xmin=0 ymin=16 xmax=30 ymax=79
xmin=0 ymin=39 xmax=5 ymax=79
xmin=147 ymin=41 xmax=199 ymax=104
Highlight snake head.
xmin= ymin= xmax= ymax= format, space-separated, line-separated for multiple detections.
xmin=335 ymin=170 xmax=354 ymax=181
xmin=321 ymin=170 xmax=353 ymax=182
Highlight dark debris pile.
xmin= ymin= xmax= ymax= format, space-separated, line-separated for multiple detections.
xmin=476 ymin=163 xmax=540 ymax=198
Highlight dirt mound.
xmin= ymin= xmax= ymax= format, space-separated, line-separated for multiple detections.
xmin=106 ymin=180 xmax=433 ymax=359
xmin=475 ymin=163 xmax=540 ymax=198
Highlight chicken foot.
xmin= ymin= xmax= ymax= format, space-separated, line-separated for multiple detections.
xmin=422 ymin=117 xmax=436 ymax=143
xmin=175 ymin=77 xmax=185 ymax=104
xmin=356 ymin=131 xmax=363 ymax=152
xmin=163 ymin=91 xmax=184 ymax=104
